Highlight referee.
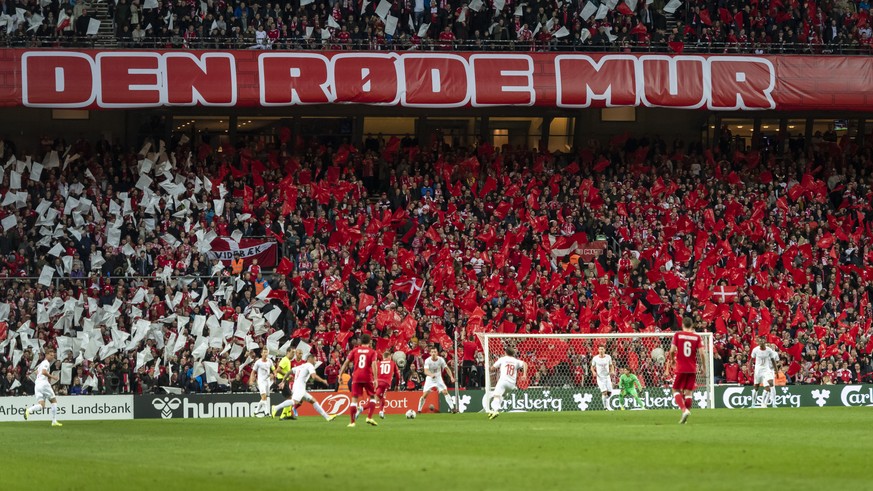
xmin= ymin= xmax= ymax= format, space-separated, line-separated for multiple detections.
xmin=273 ymin=347 xmax=297 ymax=419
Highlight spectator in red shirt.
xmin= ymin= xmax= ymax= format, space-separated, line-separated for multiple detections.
xmin=738 ymin=365 xmax=752 ymax=385
xmin=438 ymin=26 xmax=455 ymax=49
xmin=461 ymin=333 xmax=478 ymax=388
xmin=724 ymin=355 xmax=740 ymax=383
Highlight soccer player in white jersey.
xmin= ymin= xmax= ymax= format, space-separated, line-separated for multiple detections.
xmin=750 ymin=336 xmax=780 ymax=408
xmin=487 ymin=347 xmax=527 ymax=420
xmin=417 ymin=347 xmax=456 ymax=414
xmin=272 ymin=354 xmax=337 ymax=421
xmin=24 ymin=349 xmax=62 ymax=426
xmin=591 ymin=345 xmax=615 ymax=411
xmin=250 ymin=350 xmax=274 ymax=417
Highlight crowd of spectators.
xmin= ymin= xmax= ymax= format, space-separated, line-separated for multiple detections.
xmin=0 ymin=118 xmax=873 ymax=400
xmin=1 ymin=0 xmax=872 ymax=53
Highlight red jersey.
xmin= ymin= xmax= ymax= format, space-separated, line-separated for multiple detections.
xmin=671 ymin=331 xmax=701 ymax=373
xmin=346 ymin=346 xmax=378 ymax=383
xmin=377 ymin=359 xmax=401 ymax=386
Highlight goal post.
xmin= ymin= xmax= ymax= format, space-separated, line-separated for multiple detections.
xmin=477 ymin=332 xmax=714 ymax=412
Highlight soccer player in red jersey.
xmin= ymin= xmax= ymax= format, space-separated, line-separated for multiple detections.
xmin=665 ymin=317 xmax=706 ymax=424
xmin=375 ymin=351 xmax=403 ymax=419
xmin=338 ymin=334 xmax=379 ymax=427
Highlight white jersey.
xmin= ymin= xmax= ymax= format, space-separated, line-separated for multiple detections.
xmin=591 ymin=354 xmax=613 ymax=378
xmin=291 ymin=362 xmax=316 ymax=393
xmin=494 ymin=356 xmax=525 ymax=385
xmin=35 ymin=359 xmax=51 ymax=385
xmin=751 ymin=346 xmax=778 ymax=372
xmin=253 ymin=358 xmax=274 ymax=385
xmin=424 ymin=356 xmax=447 ymax=382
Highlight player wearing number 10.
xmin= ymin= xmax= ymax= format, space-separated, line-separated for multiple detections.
xmin=338 ymin=334 xmax=379 ymax=428
xmin=665 ymin=318 xmax=706 ymax=424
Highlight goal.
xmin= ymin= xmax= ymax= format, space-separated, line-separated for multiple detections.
xmin=477 ymin=333 xmax=714 ymax=412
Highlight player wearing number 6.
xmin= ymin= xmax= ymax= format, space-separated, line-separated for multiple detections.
xmin=665 ymin=318 xmax=706 ymax=424
xmin=487 ymin=347 xmax=527 ymax=420
xmin=338 ymin=334 xmax=379 ymax=427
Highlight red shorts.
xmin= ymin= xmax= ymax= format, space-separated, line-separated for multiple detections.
xmin=375 ymin=382 xmax=389 ymax=398
xmin=351 ymin=381 xmax=375 ymax=399
xmin=672 ymin=372 xmax=696 ymax=392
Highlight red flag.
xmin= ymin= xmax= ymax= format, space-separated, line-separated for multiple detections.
xmin=786 ymin=343 xmax=804 ymax=361
xmin=786 ymin=361 xmax=801 ymax=377
xmin=426 ymin=226 xmax=442 ymax=244
xmin=275 ymin=257 xmax=294 ymax=276
xmin=399 ymin=315 xmax=417 ymax=340
xmin=668 ymin=41 xmax=685 ymax=53
xmin=700 ymin=9 xmax=712 ymax=25
xmin=719 ymin=7 xmax=732 ymax=24
xmin=358 ymin=293 xmax=375 ymax=312
xmin=291 ymin=328 xmax=311 ymax=339
xmin=617 ymin=2 xmax=634 ymax=15
xmin=715 ymin=316 xmax=727 ymax=335
xmin=646 ymin=289 xmax=663 ymax=305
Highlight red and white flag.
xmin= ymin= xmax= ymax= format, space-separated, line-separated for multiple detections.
xmin=712 ymin=285 xmax=738 ymax=303
xmin=391 ymin=276 xmax=425 ymax=311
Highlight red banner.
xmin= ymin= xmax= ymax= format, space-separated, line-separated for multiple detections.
xmin=208 ymin=237 xmax=278 ymax=268
xmin=294 ymin=390 xmax=439 ymax=417
xmin=1 ymin=50 xmax=872 ymax=111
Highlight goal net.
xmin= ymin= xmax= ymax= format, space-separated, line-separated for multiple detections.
xmin=477 ymin=333 xmax=714 ymax=412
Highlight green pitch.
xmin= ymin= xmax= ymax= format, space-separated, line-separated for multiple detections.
xmin=1 ymin=408 xmax=870 ymax=491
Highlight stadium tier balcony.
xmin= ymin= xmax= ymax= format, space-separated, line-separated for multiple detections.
xmin=1 ymin=0 xmax=871 ymax=54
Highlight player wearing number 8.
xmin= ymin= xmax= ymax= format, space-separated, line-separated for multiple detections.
xmin=665 ymin=318 xmax=706 ymax=424
xmin=338 ymin=334 xmax=379 ymax=427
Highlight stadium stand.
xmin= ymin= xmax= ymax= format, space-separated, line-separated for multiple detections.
xmin=0 ymin=129 xmax=872 ymax=398
xmin=1 ymin=0 xmax=871 ymax=53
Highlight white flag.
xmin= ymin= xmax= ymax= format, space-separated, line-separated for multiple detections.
xmin=1 ymin=215 xmax=16 ymax=231
xmin=87 ymin=18 xmax=101 ymax=36
xmin=469 ymin=0 xmax=483 ymax=11
xmin=595 ymin=3 xmax=609 ymax=20
xmin=418 ymin=23 xmax=430 ymax=37
xmin=664 ymin=0 xmax=682 ymax=14
xmin=328 ymin=16 xmax=340 ymax=29
xmin=375 ymin=0 xmax=391 ymax=20
xmin=554 ymin=26 xmax=570 ymax=38
xmin=580 ymin=1 xmax=597 ymax=20
xmin=38 ymin=265 xmax=54 ymax=287
xmin=385 ymin=15 xmax=398 ymax=35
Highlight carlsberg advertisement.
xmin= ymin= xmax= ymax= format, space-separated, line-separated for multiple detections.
xmin=441 ymin=385 xmax=873 ymax=413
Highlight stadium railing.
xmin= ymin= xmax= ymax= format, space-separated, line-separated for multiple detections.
xmin=2 ymin=36 xmax=872 ymax=55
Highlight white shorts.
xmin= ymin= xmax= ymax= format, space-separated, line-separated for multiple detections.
xmin=492 ymin=379 xmax=517 ymax=398
xmin=257 ymin=380 xmax=271 ymax=396
xmin=291 ymin=388 xmax=310 ymax=404
xmin=596 ymin=376 xmax=613 ymax=393
xmin=754 ymin=370 xmax=775 ymax=385
xmin=35 ymin=382 xmax=55 ymax=402
xmin=422 ymin=377 xmax=447 ymax=392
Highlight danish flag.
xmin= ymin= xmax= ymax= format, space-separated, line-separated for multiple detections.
xmin=391 ymin=276 xmax=425 ymax=311
xmin=712 ymin=285 xmax=738 ymax=303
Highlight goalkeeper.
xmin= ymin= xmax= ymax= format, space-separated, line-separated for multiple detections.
xmin=618 ymin=367 xmax=644 ymax=410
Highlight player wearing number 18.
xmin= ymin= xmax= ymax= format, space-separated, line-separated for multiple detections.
xmin=338 ymin=334 xmax=379 ymax=427
xmin=486 ymin=347 xmax=527 ymax=420
xmin=665 ymin=318 xmax=706 ymax=424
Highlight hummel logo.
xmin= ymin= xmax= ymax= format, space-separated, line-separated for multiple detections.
xmin=152 ymin=397 xmax=182 ymax=419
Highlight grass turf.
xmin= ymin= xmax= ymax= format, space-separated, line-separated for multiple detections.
xmin=1 ymin=407 xmax=870 ymax=491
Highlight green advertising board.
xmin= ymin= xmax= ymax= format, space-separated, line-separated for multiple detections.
xmin=441 ymin=385 xmax=873 ymax=412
